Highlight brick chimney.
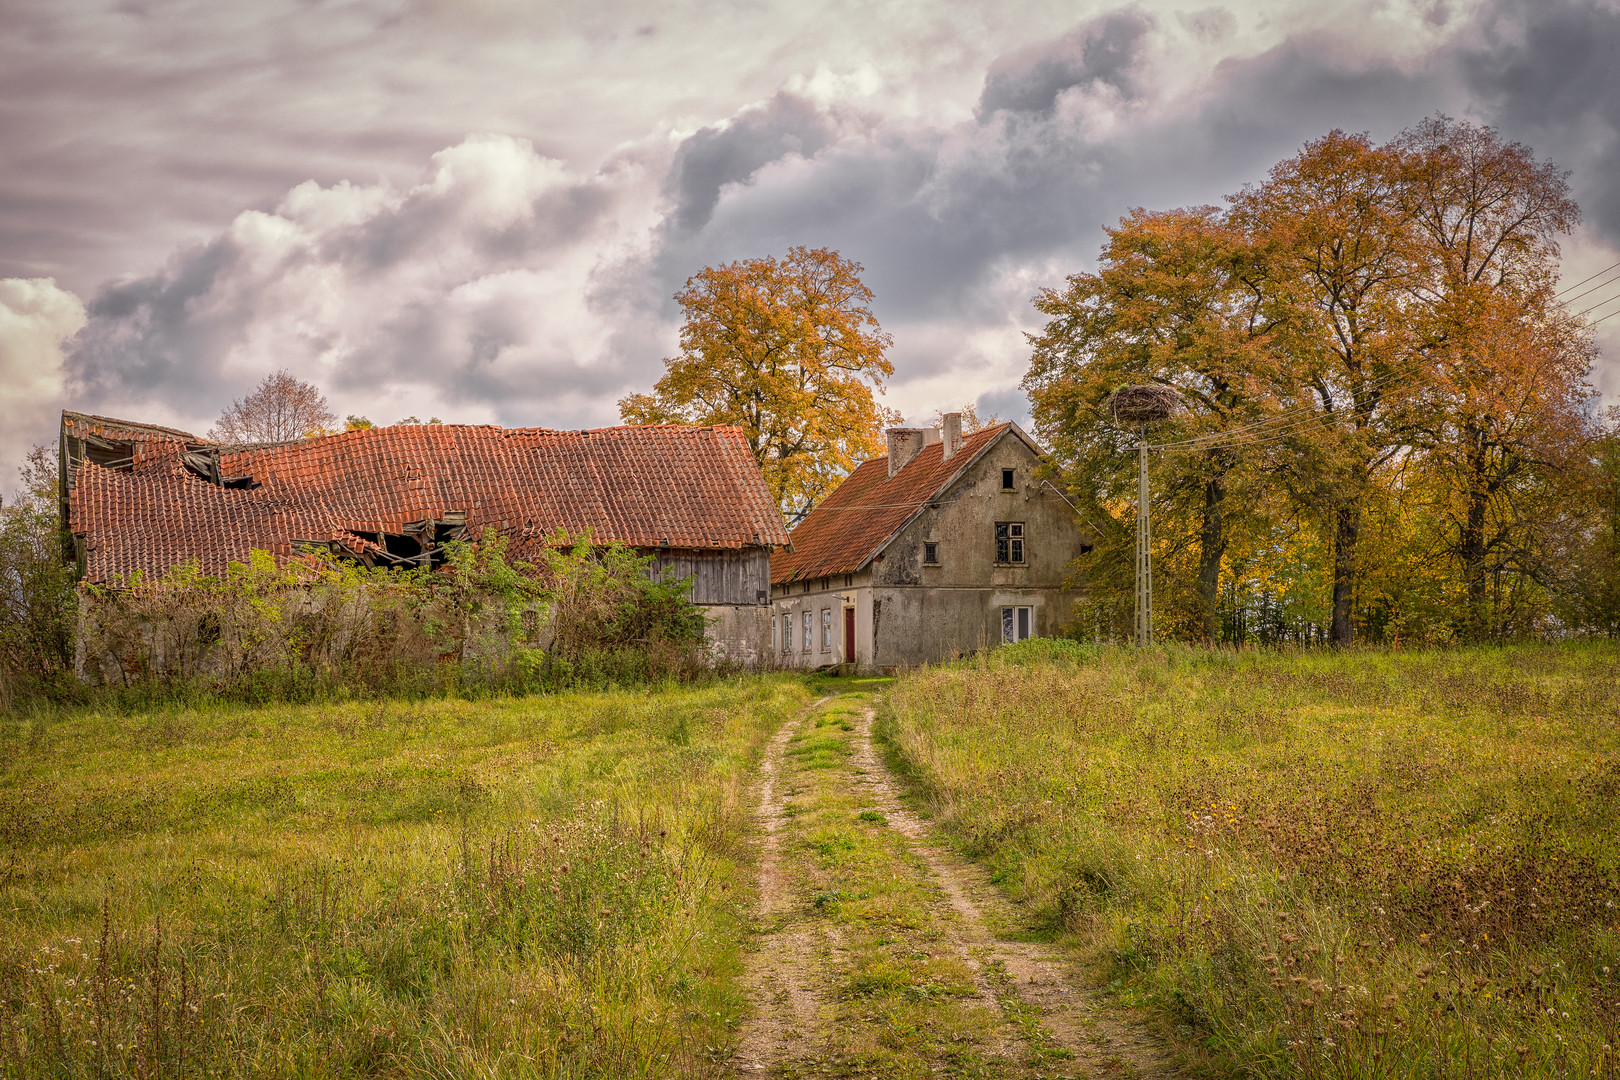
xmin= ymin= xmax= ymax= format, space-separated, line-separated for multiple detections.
xmin=941 ymin=412 xmax=963 ymax=462
xmin=886 ymin=428 xmax=932 ymax=477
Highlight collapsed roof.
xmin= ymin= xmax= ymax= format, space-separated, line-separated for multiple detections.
xmin=61 ymin=412 xmax=790 ymax=583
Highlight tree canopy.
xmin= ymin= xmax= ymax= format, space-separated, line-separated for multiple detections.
xmin=619 ymin=246 xmax=898 ymax=521
xmin=1026 ymin=117 xmax=1608 ymax=645
xmin=210 ymin=370 xmax=337 ymax=444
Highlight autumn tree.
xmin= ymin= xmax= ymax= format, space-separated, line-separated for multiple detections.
xmin=1227 ymin=130 xmax=1427 ymax=646
xmin=209 ymin=370 xmax=337 ymax=443
xmin=1396 ymin=117 xmax=1592 ymax=637
xmin=1025 ymin=206 xmax=1283 ymax=640
xmin=1029 ymin=118 xmax=1601 ymax=645
xmin=619 ymin=246 xmax=898 ymax=521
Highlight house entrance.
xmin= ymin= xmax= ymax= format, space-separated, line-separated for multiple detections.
xmin=843 ymin=607 xmax=856 ymax=662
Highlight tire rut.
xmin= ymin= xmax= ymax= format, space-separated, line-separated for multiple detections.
xmin=848 ymin=705 xmax=1173 ymax=1079
xmin=733 ymin=700 xmax=827 ymax=1074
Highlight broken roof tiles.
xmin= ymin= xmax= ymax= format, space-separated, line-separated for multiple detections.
xmin=63 ymin=412 xmax=790 ymax=583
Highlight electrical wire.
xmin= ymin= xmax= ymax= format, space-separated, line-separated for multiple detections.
xmin=1573 ymin=288 xmax=1620 ymax=319
xmin=1558 ymin=269 xmax=1620 ymax=307
xmin=1557 ymin=258 xmax=1620 ymax=297
xmin=1145 ymin=355 xmax=1437 ymax=452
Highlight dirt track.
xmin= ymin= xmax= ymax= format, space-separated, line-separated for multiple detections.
xmin=733 ymin=694 xmax=1173 ymax=1078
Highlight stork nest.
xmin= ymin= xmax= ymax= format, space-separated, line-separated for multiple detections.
xmin=1107 ymin=384 xmax=1183 ymax=424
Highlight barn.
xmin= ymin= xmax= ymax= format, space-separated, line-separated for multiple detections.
xmin=59 ymin=411 xmax=791 ymax=664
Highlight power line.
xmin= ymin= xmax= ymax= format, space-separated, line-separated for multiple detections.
xmin=1590 ymin=306 xmax=1620 ymax=330
xmin=1147 ymin=356 xmax=1436 ymax=452
xmin=1573 ymin=288 xmax=1620 ymax=319
xmin=1557 ymin=259 xmax=1620 ymax=297
xmin=1561 ymin=272 xmax=1620 ymax=308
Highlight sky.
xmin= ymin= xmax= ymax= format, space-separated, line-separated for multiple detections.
xmin=3 ymin=0 xmax=1620 ymax=478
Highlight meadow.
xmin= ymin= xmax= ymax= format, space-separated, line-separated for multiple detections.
xmin=0 ymin=676 xmax=813 ymax=1077
xmin=885 ymin=642 xmax=1620 ymax=1078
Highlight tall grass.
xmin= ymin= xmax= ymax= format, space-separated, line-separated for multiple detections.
xmin=885 ymin=642 xmax=1620 ymax=1077
xmin=0 ymin=676 xmax=813 ymax=1076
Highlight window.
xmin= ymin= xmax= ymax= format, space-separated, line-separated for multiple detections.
xmin=1001 ymin=468 xmax=1015 ymax=490
xmin=802 ymin=610 xmax=813 ymax=651
xmin=781 ymin=613 xmax=792 ymax=653
xmin=821 ymin=608 xmax=832 ymax=651
xmin=995 ymin=522 xmax=1025 ymax=564
xmin=1001 ymin=606 xmax=1033 ymax=644
xmin=923 ymin=541 xmax=939 ymax=565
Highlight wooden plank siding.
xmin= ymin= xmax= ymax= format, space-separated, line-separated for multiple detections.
xmin=646 ymin=548 xmax=771 ymax=606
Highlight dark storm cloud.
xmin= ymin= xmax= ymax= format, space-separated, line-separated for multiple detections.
xmin=666 ymin=93 xmax=843 ymax=232
xmin=1461 ymin=0 xmax=1620 ymax=244
xmin=976 ymin=7 xmax=1155 ymax=117
xmin=70 ymin=237 xmax=247 ymax=409
xmin=652 ymin=17 xmax=1449 ymax=328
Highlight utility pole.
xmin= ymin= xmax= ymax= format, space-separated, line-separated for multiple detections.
xmin=1135 ymin=423 xmax=1152 ymax=647
xmin=1105 ymin=384 xmax=1181 ymax=648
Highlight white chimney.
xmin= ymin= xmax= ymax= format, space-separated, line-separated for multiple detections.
xmin=941 ymin=412 xmax=963 ymax=462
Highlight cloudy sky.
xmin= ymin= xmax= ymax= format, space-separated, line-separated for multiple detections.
xmin=3 ymin=0 xmax=1620 ymax=477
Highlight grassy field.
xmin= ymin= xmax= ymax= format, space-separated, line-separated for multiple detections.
xmin=885 ymin=643 xmax=1620 ymax=1079
xmin=0 ymin=677 xmax=813 ymax=1077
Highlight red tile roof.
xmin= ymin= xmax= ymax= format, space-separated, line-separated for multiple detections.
xmin=64 ymin=412 xmax=789 ymax=583
xmin=772 ymin=423 xmax=1029 ymax=584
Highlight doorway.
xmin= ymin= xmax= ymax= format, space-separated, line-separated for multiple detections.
xmin=843 ymin=607 xmax=856 ymax=663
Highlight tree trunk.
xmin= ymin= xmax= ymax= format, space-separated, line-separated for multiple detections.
xmin=1330 ymin=503 xmax=1360 ymax=647
xmin=1196 ymin=473 xmax=1228 ymax=641
xmin=1458 ymin=480 xmax=1490 ymax=640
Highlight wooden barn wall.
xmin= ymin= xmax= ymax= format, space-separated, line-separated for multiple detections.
xmin=646 ymin=548 xmax=771 ymax=606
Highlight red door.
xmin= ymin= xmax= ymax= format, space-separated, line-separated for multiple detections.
xmin=843 ymin=607 xmax=856 ymax=663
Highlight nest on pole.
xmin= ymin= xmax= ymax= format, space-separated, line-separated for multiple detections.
xmin=1107 ymin=384 xmax=1182 ymax=425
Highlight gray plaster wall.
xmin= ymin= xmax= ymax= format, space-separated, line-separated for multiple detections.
xmin=702 ymin=603 xmax=773 ymax=669
xmin=771 ymin=428 xmax=1090 ymax=671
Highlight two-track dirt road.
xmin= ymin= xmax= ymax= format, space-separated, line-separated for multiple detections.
xmin=732 ymin=689 xmax=1172 ymax=1078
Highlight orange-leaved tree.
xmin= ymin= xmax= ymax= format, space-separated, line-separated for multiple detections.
xmin=619 ymin=246 xmax=898 ymax=522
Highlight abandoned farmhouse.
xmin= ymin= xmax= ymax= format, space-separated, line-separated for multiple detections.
xmin=770 ymin=415 xmax=1091 ymax=670
xmin=57 ymin=409 xmax=1087 ymax=671
xmin=59 ymin=411 xmax=790 ymax=662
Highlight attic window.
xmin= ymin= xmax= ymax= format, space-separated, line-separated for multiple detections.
xmin=923 ymin=542 xmax=939 ymax=565
xmin=1001 ymin=468 xmax=1015 ymax=490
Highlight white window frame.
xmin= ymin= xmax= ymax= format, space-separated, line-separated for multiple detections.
xmin=1001 ymin=606 xmax=1033 ymax=644
xmin=821 ymin=608 xmax=832 ymax=651
xmin=802 ymin=610 xmax=813 ymax=652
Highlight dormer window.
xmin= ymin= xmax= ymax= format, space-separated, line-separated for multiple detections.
xmin=1001 ymin=468 xmax=1015 ymax=490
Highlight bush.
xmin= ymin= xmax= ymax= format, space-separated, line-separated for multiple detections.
xmin=3 ymin=529 xmax=709 ymax=711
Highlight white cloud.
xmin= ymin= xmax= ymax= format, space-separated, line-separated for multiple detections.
xmin=67 ymin=133 xmax=669 ymax=432
xmin=0 ymin=277 xmax=85 ymax=475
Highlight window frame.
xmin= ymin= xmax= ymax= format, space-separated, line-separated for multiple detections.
xmin=821 ymin=608 xmax=832 ymax=651
xmin=1001 ymin=605 xmax=1034 ymax=644
xmin=922 ymin=541 xmax=939 ymax=565
xmin=994 ymin=521 xmax=1025 ymax=565
xmin=1001 ymin=468 xmax=1015 ymax=490
xmin=802 ymin=610 xmax=813 ymax=652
